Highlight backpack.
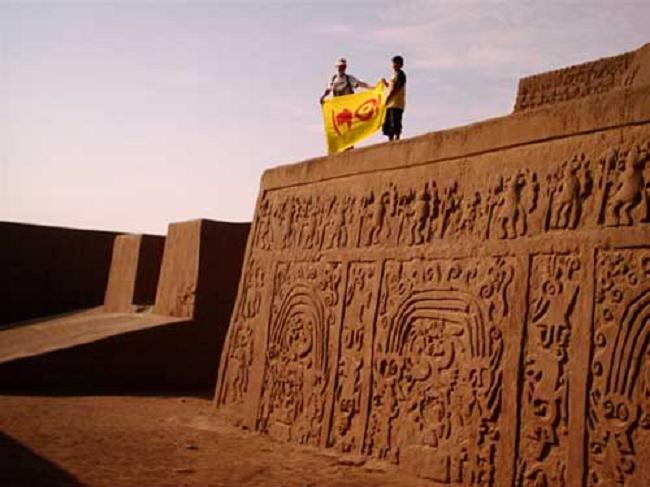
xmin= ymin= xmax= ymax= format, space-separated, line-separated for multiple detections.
xmin=332 ymin=74 xmax=354 ymax=96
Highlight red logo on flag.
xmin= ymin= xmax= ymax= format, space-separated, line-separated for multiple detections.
xmin=331 ymin=95 xmax=382 ymax=136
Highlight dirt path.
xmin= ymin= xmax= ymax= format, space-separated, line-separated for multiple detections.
xmin=0 ymin=395 xmax=420 ymax=487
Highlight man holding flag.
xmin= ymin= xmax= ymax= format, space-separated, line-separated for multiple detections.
xmin=320 ymin=58 xmax=372 ymax=103
xmin=382 ymin=55 xmax=407 ymax=141
xmin=320 ymin=58 xmax=387 ymax=154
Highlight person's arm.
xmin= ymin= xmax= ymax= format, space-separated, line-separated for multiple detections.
xmin=320 ymin=76 xmax=335 ymax=104
xmin=320 ymin=87 xmax=331 ymax=104
xmin=385 ymin=71 xmax=405 ymax=104
xmin=350 ymin=75 xmax=372 ymax=90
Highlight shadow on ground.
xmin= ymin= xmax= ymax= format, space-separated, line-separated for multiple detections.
xmin=0 ymin=431 xmax=84 ymax=487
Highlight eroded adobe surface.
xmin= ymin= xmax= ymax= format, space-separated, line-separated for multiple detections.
xmin=216 ymin=44 xmax=650 ymax=487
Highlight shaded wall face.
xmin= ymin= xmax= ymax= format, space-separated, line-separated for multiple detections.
xmin=195 ymin=221 xmax=249 ymax=322
xmin=216 ymin=94 xmax=650 ymax=484
xmin=153 ymin=220 xmax=250 ymax=321
xmin=103 ymin=235 xmax=140 ymax=312
xmin=154 ymin=221 xmax=201 ymax=319
xmin=104 ymin=234 xmax=165 ymax=312
xmin=132 ymin=235 xmax=165 ymax=306
xmin=0 ymin=222 xmax=117 ymax=325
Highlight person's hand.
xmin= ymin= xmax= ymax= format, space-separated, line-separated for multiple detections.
xmin=381 ymin=78 xmax=388 ymax=87
xmin=319 ymin=95 xmax=326 ymax=105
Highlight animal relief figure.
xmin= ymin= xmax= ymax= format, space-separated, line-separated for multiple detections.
xmin=490 ymin=170 xmax=539 ymax=239
xmin=410 ymin=184 xmax=431 ymax=244
xmin=363 ymin=187 xmax=392 ymax=246
xmin=324 ymin=196 xmax=355 ymax=250
xmin=601 ymin=144 xmax=649 ymax=226
xmin=439 ymin=181 xmax=461 ymax=239
xmin=545 ymin=153 xmax=593 ymax=230
xmin=457 ymin=191 xmax=484 ymax=239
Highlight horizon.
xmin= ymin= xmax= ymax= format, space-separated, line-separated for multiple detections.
xmin=2 ymin=1 xmax=649 ymax=234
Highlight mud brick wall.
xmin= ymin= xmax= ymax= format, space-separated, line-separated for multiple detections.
xmin=104 ymin=234 xmax=165 ymax=312
xmin=216 ymin=47 xmax=650 ymax=487
xmin=514 ymin=43 xmax=650 ymax=112
xmin=153 ymin=219 xmax=250 ymax=321
xmin=0 ymin=222 xmax=118 ymax=325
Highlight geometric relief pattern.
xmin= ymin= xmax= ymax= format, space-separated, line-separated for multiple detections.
xmin=588 ymin=247 xmax=650 ymax=487
xmin=329 ymin=262 xmax=380 ymax=454
xmin=365 ymin=257 xmax=513 ymax=485
xmin=256 ymin=261 xmax=343 ymax=447
xmin=516 ymin=253 xmax=581 ymax=487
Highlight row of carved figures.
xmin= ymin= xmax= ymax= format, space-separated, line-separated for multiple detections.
xmin=252 ymin=141 xmax=650 ymax=251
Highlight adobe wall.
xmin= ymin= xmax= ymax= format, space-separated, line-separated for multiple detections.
xmin=514 ymin=43 xmax=650 ymax=112
xmin=103 ymin=234 xmax=165 ymax=312
xmin=153 ymin=219 xmax=250 ymax=321
xmin=216 ymin=45 xmax=650 ymax=487
xmin=0 ymin=222 xmax=118 ymax=325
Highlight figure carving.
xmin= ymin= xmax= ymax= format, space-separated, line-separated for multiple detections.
xmin=516 ymin=253 xmax=580 ymax=487
xmin=491 ymin=170 xmax=539 ymax=239
xmin=604 ymin=145 xmax=649 ymax=226
xmin=545 ymin=154 xmax=593 ymax=230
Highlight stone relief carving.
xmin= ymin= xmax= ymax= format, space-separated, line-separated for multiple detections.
xmin=588 ymin=248 xmax=650 ymax=486
xmin=217 ymin=257 xmax=266 ymax=407
xmin=250 ymin=140 xmax=647 ymax=254
xmin=515 ymin=254 xmax=581 ymax=487
xmin=257 ymin=261 xmax=343 ymax=446
xmin=364 ymin=257 xmax=512 ymax=485
xmin=545 ymin=154 xmax=593 ymax=231
xmin=329 ymin=262 xmax=379 ymax=453
xmin=514 ymin=52 xmax=637 ymax=111
xmin=219 ymin=123 xmax=650 ymax=486
xmin=489 ymin=170 xmax=539 ymax=239
xmin=596 ymin=143 xmax=650 ymax=227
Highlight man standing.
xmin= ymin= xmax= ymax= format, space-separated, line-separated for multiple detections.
xmin=382 ymin=55 xmax=406 ymax=141
xmin=320 ymin=58 xmax=371 ymax=104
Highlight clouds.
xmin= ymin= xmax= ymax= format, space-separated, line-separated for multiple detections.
xmin=311 ymin=1 xmax=649 ymax=76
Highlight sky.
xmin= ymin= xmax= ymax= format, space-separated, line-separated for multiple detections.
xmin=1 ymin=0 xmax=649 ymax=234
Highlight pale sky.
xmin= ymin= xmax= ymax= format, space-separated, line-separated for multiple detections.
xmin=1 ymin=0 xmax=649 ymax=234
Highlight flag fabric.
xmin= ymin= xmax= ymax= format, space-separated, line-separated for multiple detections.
xmin=321 ymin=81 xmax=386 ymax=154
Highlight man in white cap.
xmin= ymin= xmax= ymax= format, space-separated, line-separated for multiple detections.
xmin=320 ymin=58 xmax=371 ymax=104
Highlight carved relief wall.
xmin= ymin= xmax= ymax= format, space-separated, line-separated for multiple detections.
xmin=216 ymin=47 xmax=650 ymax=487
xmin=516 ymin=253 xmax=581 ymax=487
xmin=365 ymin=257 xmax=511 ymax=486
xmin=588 ymin=248 xmax=650 ymax=487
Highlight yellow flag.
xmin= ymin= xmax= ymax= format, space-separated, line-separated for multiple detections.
xmin=322 ymin=81 xmax=386 ymax=154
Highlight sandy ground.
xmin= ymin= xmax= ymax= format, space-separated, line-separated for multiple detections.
xmin=0 ymin=394 xmax=421 ymax=487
